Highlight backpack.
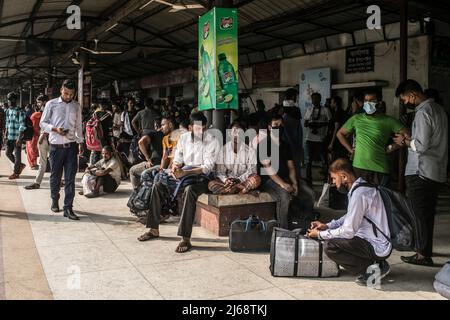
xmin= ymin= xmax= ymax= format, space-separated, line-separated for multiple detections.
xmin=127 ymin=169 xmax=158 ymax=212
xmin=158 ymin=171 xmax=212 ymax=215
xmin=22 ymin=115 xmax=34 ymax=141
xmin=351 ymin=183 xmax=423 ymax=252
xmin=85 ymin=115 xmax=103 ymax=151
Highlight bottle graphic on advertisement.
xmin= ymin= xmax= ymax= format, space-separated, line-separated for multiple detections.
xmin=200 ymin=45 xmax=215 ymax=107
xmin=217 ymin=53 xmax=237 ymax=106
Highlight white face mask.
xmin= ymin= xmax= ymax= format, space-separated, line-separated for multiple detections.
xmin=363 ymin=101 xmax=377 ymax=115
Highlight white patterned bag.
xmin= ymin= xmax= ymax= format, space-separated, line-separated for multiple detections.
xmin=270 ymin=228 xmax=339 ymax=278
xmin=81 ymin=173 xmax=97 ymax=197
xmin=434 ymin=260 xmax=450 ymax=299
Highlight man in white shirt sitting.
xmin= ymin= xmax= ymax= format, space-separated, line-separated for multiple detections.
xmin=307 ymin=158 xmax=392 ymax=284
xmin=138 ymin=113 xmax=220 ymax=254
xmin=208 ymin=120 xmax=261 ymax=195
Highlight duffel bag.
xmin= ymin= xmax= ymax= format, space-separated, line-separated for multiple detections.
xmin=229 ymin=215 xmax=277 ymax=252
xmin=434 ymin=260 xmax=450 ymax=299
xmin=270 ymin=228 xmax=339 ymax=278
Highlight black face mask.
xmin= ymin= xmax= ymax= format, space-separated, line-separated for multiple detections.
xmin=403 ymin=103 xmax=416 ymax=110
xmin=337 ymin=182 xmax=350 ymax=195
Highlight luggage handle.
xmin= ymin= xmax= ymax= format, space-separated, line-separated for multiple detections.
xmin=245 ymin=215 xmax=266 ymax=232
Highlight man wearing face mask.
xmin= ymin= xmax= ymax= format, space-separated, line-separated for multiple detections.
xmin=259 ymin=115 xmax=299 ymax=229
xmin=24 ymin=95 xmax=50 ymax=190
xmin=40 ymin=79 xmax=84 ymax=220
xmin=393 ymin=80 xmax=448 ymax=267
xmin=337 ymin=90 xmax=408 ymax=186
xmin=307 ymin=158 xmax=391 ymax=284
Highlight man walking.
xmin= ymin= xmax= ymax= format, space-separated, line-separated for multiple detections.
xmin=40 ymin=79 xmax=84 ymax=220
xmin=5 ymin=92 xmax=26 ymax=180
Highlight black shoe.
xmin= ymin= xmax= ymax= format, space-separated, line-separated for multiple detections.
xmin=64 ymin=208 xmax=80 ymax=220
xmin=401 ymin=254 xmax=434 ymax=267
xmin=51 ymin=200 xmax=60 ymax=213
xmin=355 ymin=261 xmax=390 ymax=286
xmin=24 ymin=183 xmax=40 ymax=190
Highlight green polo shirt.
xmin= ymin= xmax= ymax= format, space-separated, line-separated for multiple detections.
xmin=343 ymin=113 xmax=404 ymax=174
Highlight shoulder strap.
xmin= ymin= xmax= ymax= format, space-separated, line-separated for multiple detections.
xmin=363 ymin=216 xmax=391 ymax=243
xmin=349 ymin=182 xmax=376 ymax=197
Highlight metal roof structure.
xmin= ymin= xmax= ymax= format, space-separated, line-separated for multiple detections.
xmin=0 ymin=0 xmax=449 ymax=89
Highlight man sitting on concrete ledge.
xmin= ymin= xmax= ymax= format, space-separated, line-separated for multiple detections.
xmin=137 ymin=112 xmax=220 ymax=254
xmin=307 ymin=158 xmax=392 ymax=285
xmin=208 ymin=120 xmax=261 ymax=195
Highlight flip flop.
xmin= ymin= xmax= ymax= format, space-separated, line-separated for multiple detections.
xmin=137 ymin=232 xmax=159 ymax=242
xmin=175 ymin=241 xmax=192 ymax=253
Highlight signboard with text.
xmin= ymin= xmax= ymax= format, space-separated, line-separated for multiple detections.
xmin=346 ymin=46 xmax=375 ymax=73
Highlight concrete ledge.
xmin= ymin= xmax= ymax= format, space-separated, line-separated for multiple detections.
xmin=197 ymin=192 xmax=275 ymax=207
xmin=195 ymin=193 xmax=276 ymax=236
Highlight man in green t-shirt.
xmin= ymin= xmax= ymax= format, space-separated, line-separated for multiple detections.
xmin=337 ymin=90 xmax=409 ymax=185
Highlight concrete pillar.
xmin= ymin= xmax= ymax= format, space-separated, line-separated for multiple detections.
xmin=212 ymin=0 xmax=233 ymax=136
xmin=19 ymin=86 xmax=23 ymax=108
xmin=29 ymin=80 xmax=34 ymax=105
xmin=398 ymin=0 xmax=408 ymax=193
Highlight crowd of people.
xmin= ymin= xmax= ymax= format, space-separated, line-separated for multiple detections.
xmin=0 ymin=78 xmax=449 ymax=283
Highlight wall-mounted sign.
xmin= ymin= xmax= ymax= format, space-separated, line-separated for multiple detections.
xmin=252 ymin=60 xmax=280 ymax=88
xmin=198 ymin=7 xmax=238 ymax=111
xmin=346 ymin=45 xmax=375 ymax=73
xmin=141 ymin=68 xmax=194 ymax=89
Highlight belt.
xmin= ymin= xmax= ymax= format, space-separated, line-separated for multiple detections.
xmin=51 ymin=142 xmax=77 ymax=149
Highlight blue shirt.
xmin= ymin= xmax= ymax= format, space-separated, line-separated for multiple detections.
xmin=5 ymin=106 xmax=26 ymax=141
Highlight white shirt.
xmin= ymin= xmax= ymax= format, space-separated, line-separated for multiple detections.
xmin=216 ymin=140 xmax=257 ymax=183
xmin=304 ymin=106 xmax=332 ymax=142
xmin=40 ymin=97 xmax=83 ymax=144
xmin=173 ymin=131 xmax=220 ymax=175
xmin=319 ymin=178 xmax=392 ymax=258
xmin=95 ymin=157 xmax=121 ymax=186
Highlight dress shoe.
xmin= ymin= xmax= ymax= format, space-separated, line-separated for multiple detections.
xmin=24 ymin=183 xmax=40 ymax=190
xmin=401 ymin=254 xmax=434 ymax=267
xmin=51 ymin=200 xmax=60 ymax=213
xmin=8 ymin=173 xmax=19 ymax=180
xmin=64 ymin=208 xmax=80 ymax=220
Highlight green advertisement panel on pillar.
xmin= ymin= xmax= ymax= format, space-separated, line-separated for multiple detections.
xmin=198 ymin=7 xmax=238 ymax=111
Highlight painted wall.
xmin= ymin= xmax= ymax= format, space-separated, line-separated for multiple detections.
xmin=280 ymin=36 xmax=429 ymax=117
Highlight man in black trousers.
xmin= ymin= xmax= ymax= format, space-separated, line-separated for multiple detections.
xmin=40 ymin=79 xmax=84 ymax=220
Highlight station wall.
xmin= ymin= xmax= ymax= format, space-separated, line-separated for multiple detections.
xmin=243 ymin=36 xmax=430 ymax=118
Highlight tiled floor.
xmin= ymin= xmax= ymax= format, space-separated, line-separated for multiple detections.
xmin=0 ymin=154 xmax=448 ymax=300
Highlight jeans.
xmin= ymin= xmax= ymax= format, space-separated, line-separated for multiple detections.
xmin=49 ymin=143 xmax=78 ymax=209
xmin=260 ymin=179 xmax=292 ymax=229
xmin=146 ymin=180 xmax=209 ymax=239
xmin=405 ymin=175 xmax=441 ymax=257
xmin=325 ymin=237 xmax=387 ymax=275
xmin=6 ymin=140 xmax=23 ymax=174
